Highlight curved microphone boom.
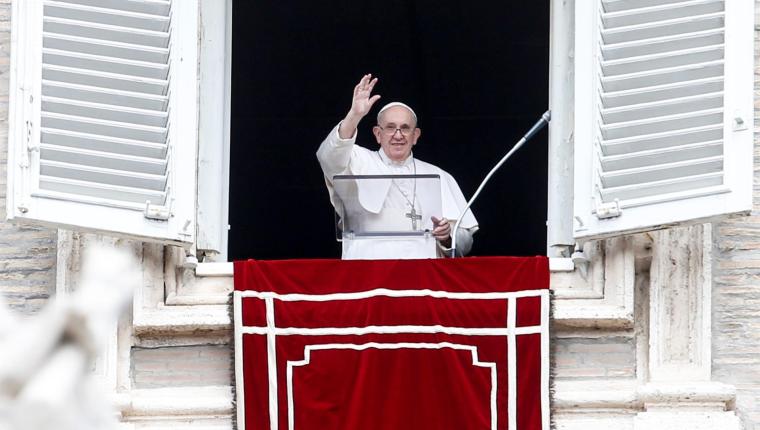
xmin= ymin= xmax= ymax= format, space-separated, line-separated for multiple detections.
xmin=450 ymin=110 xmax=551 ymax=257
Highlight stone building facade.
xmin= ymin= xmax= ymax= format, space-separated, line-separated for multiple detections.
xmin=2 ymin=1 xmax=760 ymax=429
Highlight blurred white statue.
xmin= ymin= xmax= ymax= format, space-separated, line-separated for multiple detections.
xmin=0 ymin=241 xmax=139 ymax=430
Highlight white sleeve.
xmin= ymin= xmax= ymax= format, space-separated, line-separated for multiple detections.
xmin=437 ymin=226 xmax=478 ymax=257
xmin=316 ymin=122 xmax=357 ymax=182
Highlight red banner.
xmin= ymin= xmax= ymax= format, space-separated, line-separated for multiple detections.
xmin=234 ymin=257 xmax=549 ymax=430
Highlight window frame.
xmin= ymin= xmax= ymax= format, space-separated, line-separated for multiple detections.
xmin=175 ymin=0 xmax=634 ymax=331
xmin=11 ymin=0 xmax=749 ymax=267
xmin=196 ymin=0 xmax=232 ymax=260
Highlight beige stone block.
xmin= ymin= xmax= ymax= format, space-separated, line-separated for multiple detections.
xmin=554 ymin=367 xmax=608 ymax=378
xmin=133 ymin=361 xmax=169 ymax=372
xmin=606 ymin=368 xmax=635 ymax=378
xmin=553 ymin=354 xmax=582 ymax=368
xmin=562 ymin=341 xmax=633 ymax=355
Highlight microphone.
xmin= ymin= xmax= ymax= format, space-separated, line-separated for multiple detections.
xmin=450 ymin=110 xmax=551 ymax=257
xmin=524 ymin=110 xmax=552 ymax=142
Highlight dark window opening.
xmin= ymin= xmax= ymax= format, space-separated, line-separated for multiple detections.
xmin=229 ymin=1 xmax=550 ymax=260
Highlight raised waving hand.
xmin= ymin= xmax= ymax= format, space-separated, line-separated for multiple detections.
xmin=339 ymin=74 xmax=381 ymax=139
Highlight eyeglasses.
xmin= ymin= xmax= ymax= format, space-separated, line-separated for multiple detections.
xmin=379 ymin=124 xmax=414 ymax=136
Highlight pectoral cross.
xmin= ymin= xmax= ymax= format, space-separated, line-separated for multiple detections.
xmin=406 ymin=207 xmax=422 ymax=230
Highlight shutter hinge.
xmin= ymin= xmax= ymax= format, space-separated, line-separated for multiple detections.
xmin=20 ymin=120 xmax=38 ymax=168
xmin=733 ymin=112 xmax=748 ymax=131
xmin=178 ymin=219 xmax=193 ymax=237
xmin=144 ymin=201 xmax=171 ymax=221
xmin=595 ymin=199 xmax=622 ymax=219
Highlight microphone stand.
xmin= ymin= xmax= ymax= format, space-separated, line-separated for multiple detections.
xmin=450 ymin=110 xmax=551 ymax=257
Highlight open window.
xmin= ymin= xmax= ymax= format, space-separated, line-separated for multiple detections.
xmin=227 ymin=1 xmax=551 ymax=260
xmin=5 ymin=0 xmax=755 ymax=262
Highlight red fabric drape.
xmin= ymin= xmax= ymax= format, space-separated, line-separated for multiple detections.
xmin=234 ymin=257 xmax=549 ymax=430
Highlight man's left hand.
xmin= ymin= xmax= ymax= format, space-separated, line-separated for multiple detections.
xmin=431 ymin=216 xmax=452 ymax=246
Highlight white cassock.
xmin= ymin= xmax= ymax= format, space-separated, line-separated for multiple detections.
xmin=317 ymin=123 xmax=479 ymax=260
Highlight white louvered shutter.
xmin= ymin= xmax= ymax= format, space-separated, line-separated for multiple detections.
xmin=573 ymin=0 xmax=753 ymax=240
xmin=7 ymin=0 xmax=198 ymax=245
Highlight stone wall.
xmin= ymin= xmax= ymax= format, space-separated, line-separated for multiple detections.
xmin=131 ymin=345 xmax=232 ymax=389
xmin=711 ymin=4 xmax=760 ymax=427
xmin=553 ymin=335 xmax=636 ymax=379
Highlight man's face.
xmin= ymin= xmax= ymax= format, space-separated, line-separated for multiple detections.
xmin=373 ymin=106 xmax=421 ymax=162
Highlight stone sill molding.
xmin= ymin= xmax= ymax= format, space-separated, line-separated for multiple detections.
xmin=56 ymin=232 xmax=637 ymax=341
xmin=553 ymin=380 xmax=737 ymax=412
xmin=114 ymin=386 xmax=233 ymax=428
xmin=195 ymin=257 xmax=576 ymax=276
xmin=135 ymin=239 xmax=637 ymax=337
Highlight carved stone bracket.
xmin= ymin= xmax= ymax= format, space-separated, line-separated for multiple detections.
xmin=131 ymin=245 xmax=231 ymax=348
xmin=56 ymin=230 xmax=137 ymax=393
xmin=634 ymin=224 xmax=741 ymax=429
xmin=164 ymin=246 xmax=232 ymax=306
xmin=552 ymin=236 xmax=635 ymax=329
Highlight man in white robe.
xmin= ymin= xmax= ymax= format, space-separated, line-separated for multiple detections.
xmin=317 ymin=74 xmax=478 ymax=259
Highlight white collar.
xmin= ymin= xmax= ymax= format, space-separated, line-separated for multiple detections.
xmin=378 ymin=149 xmax=414 ymax=167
